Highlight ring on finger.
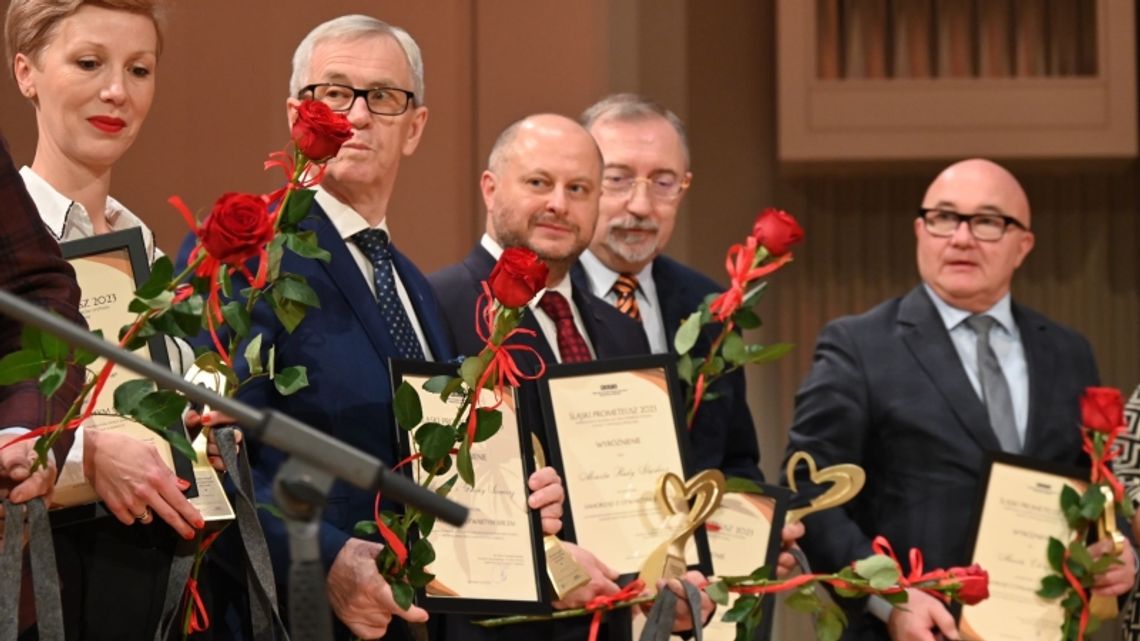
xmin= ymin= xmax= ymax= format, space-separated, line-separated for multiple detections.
xmin=135 ymin=507 xmax=152 ymax=522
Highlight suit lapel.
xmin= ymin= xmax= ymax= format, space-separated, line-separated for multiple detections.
xmin=652 ymin=259 xmax=689 ymax=340
xmin=898 ymin=287 xmax=1002 ymax=452
xmin=391 ymin=245 xmax=453 ymax=361
xmin=308 ymin=205 xmax=402 ymax=361
xmin=1016 ymin=305 xmax=1056 ymax=455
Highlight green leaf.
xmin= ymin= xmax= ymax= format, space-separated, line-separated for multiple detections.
xmin=725 ymin=477 xmax=766 ymax=495
xmin=415 ymin=423 xmax=456 ymax=461
xmin=136 ymin=256 xmax=173 ymax=298
xmin=422 ymin=375 xmax=453 ymax=395
xmin=391 ymin=581 xmax=415 ymax=612
xmin=132 ymin=390 xmax=190 ymax=432
xmin=1078 ymin=485 xmax=1106 ymax=522
xmin=394 ymin=382 xmax=424 ymax=430
xmin=1067 ymin=539 xmax=1094 ymax=572
xmin=1037 ymin=574 xmax=1069 ymax=599
xmin=459 ymin=356 xmax=484 ymax=391
xmin=420 ymin=454 xmax=452 ymax=476
xmin=1090 ymin=553 xmax=1121 ymax=575
xmin=673 ymin=311 xmax=703 ymax=355
xmin=280 ymin=188 xmax=316 ymax=228
xmin=440 ymin=376 xmax=465 ymax=402
xmin=38 ymin=330 xmax=69 ymax=361
xmin=745 ymin=342 xmax=795 ymax=364
xmin=705 ymin=580 xmax=729 ymax=606
xmin=273 ymin=366 xmax=309 ymax=396
xmin=435 ymin=474 xmax=460 ymax=498
xmin=269 ymin=291 xmax=307 ymax=333
xmin=676 ymin=354 xmax=693 ymax=385
xmin=418 ymin=514 xmax=436 ymax=538
xmin=472 ymin=408 xmax=502 ymax=443
xmin=457 ymin=439 xmax=475 ymax=486
xmin=38 ymin=361 xmax=66 ymax=398
xmin=853 ymin=554 xmax=900 ymax=590
xmin=722 ymin=332 xmax=746 ymax=366
xmin=267 ymin=234 xmax=286 ymax=282
xmin=114 ymin=379 xmax=157 ymax=415
xmin=160 ymin=427 xmax=197 ymax=464
xmin=1047 ymin=537 xmax=1066 ymax=573
xmin=354 ymin=520 xmax=379 ymax=537
xmin=284 ymin=229 xmax=332 ymax=262
xmin=410 ymin=537 xmax=436 ymax=567
xmin=721 ymin=595 xmax=759 ymax=623
xmin=784 ymin=588 xmax=822 ymax=613
xmin=1060 ymin=484 xmax=1081 ymax=513
xmin=0 ymin=350 xmax=49 ymax=384
xmin=741 ymin=281 xmax=769 ymax=309
xmin=816 ymin=603 xmax=847 ymax=641
xmin=221 ymin=301 xmax=251 ymax=340
xmin=275 ymin=274 xmax=320 ymax=308
xmin=244 ymin=334 xmax=264 ymax=377
xmin=732 ymin=308 xmax=762 ymax=330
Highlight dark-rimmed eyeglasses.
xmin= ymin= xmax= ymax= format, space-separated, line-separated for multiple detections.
xmin=917 ymin=208 xmax=1028 ymax=242
xmin=298 ymin=83 xmax=416 ymax=116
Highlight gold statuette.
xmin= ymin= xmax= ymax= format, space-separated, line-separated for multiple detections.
xmin=532 ymin=434 xmax=590 ymax=598
xmin=184 ymin=364 xmax=235 ymax=526
xmin=638 ymin=469 xmax=725 ymax=593
xmin=784 ymin=451 xmax=865 ymax=524
xmin=1089 ymin=485 xmax=1124 ymax=620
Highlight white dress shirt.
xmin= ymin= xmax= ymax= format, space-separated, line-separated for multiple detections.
xmin=316 ymin=188 xmax=433 ymax=360
xmin=479 ymin=234 xmax=595 ymax=362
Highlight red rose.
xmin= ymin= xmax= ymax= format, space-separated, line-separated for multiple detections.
xmin=944 ymin=564 xmax=989 ymax=605
xmin=198 ymin=193 xmax=276 ymax=268
xmin=1081 ymin=386 xmax=1124 ymax=434
xmin=489 ymin=247 xmax=548 ymax=308
xmin=751 ymin=208 xmax=804 ymax=257
xmin=291 ymin=100 xmax=353 ymax=162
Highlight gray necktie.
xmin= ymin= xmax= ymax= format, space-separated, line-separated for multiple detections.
xmin=966 ymin=315 xmax=1021 ymax=453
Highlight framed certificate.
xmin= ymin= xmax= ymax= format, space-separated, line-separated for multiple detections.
xmin=704 ymin=485 xmax=788 ymax=641
xmin=51 ymin=228 xmax=197 ymax=525
xmin=392 ymin=360 xmax=550 ymax=615
xmin=538 ymin=354 xmax=713 ymax=579
xmin=959 ymin=453 xmax=1086 ymax=641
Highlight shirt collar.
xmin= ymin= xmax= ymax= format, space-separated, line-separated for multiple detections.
xmin=316 ymin=186 xmax=391 ymax=241
xmin=19 ymin=165 xmax=145 ymax=243
xmin=479 ymin=233 xmax=571 ymax=304
xmin=923 ymin=283 xmax=1016 ymax=335
xmin=578 ymin=248 xmax=657 ymax=309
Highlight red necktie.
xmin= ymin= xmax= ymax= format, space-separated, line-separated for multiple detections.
xmin=537 ymin=291 xmax=592 ymax=363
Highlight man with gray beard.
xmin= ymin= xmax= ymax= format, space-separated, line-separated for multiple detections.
xmin=576 ymin=94 xmax=768 ymax=485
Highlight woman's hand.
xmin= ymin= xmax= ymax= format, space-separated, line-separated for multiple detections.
xmin=83 ymin=429 xmax=203 ymax=539
xmin=184 ymin=410 xmax=242 ymax=473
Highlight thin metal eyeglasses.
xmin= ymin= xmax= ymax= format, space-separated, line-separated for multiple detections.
xmin=917 ymin=208 xmax=1028 ymax=241
xmin=298 ymin=83 xmax=416 ymax=116
xmin=601 ymin=172 xmax=690 ymax=201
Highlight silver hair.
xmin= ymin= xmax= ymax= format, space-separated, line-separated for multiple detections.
xmin=579 ymin=93 xmax=689 ymax=167
xmin=289 ymin=14 xmax=425 ymax=105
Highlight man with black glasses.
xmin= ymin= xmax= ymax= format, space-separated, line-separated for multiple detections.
xmin=784 ymin=158 xmax=1135 ymax=641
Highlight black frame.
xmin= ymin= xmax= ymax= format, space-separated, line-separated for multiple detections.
xmin=960 ymin=451 xmax=1086 ymax=636
xmin=52 ymin=228 xmax=197 ymax=526
xmin=537 ymin=353 xmax=714 ymax=582
xmin=390 ymin=359 xmax=551 ymax=615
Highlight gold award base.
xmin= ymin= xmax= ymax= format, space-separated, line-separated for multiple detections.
xmin=638 ymin=469 xmax=726 ymax=593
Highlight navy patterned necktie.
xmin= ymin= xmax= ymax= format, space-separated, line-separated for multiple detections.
xmin=966 ymin=314 xmax=1021 ymax=453
xmin=351 ymin=229 xmax=425 ymax=360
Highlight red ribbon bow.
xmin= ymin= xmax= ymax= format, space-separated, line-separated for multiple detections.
xmin=586 ymin=579 xmax=646 ymax=641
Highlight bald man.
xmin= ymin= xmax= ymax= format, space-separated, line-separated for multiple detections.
xmin=784 ymin=159 xmax=1135 ymax=641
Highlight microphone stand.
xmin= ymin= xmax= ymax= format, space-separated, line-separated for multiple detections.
xmin=0 ymin=289 xmax=467 ymax=641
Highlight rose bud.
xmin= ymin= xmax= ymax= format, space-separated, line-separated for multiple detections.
xmin=199 ymin=193 xmax=276 ymax=268
xmin=489 ymin=247 xmax=549 ymax=308
xmin=292 ymin=100 xmax=353 ymax=162
xmin=1081 ymin=386 xmax=1125 ymax=434
xmin=751 ymin=208 xmax=804 ymax=257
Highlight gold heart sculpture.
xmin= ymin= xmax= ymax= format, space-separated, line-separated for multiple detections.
xmin=638 ymin=469 xmax=725 ymax=592
xmin=784 ymin=451 xmax=865 ymax=524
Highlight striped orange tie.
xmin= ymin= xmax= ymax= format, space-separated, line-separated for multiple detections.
xmin=612 ymin=273 xmax=641 ymax=322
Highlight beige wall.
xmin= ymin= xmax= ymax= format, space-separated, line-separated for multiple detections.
xmin=3 ymin=2 xmax=1137 ymax=638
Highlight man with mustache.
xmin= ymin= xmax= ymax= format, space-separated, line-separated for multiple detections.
xmin=784 ymin=158 xmax=1135 ymax=641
